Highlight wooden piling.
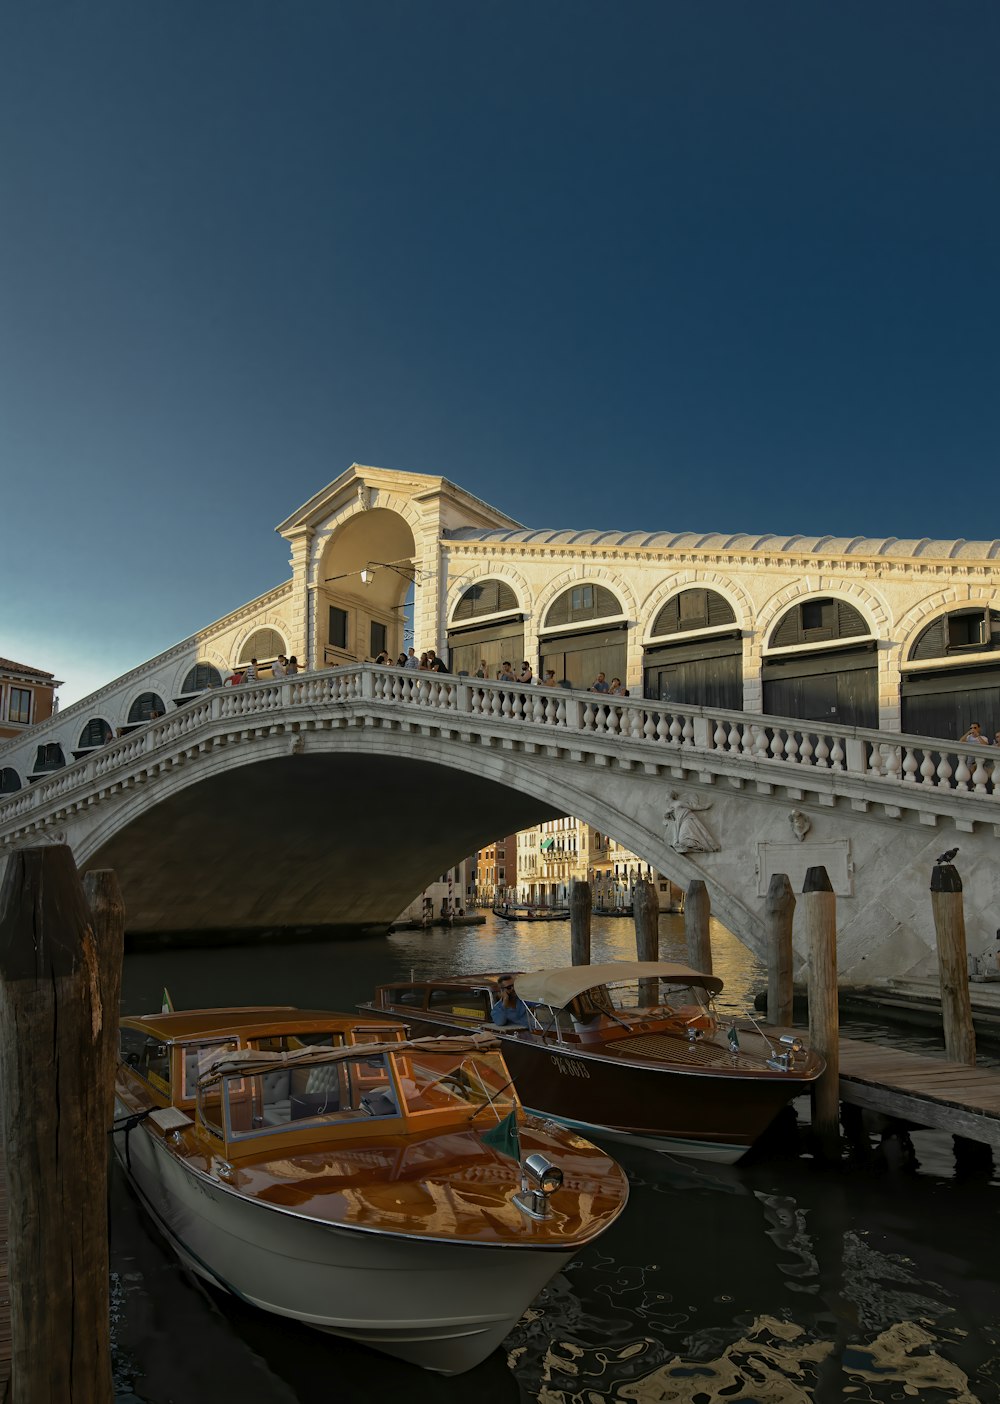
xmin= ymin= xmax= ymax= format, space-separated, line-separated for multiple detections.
xmin=930 ymin=862 xmax=976 ymax=1066
xmin=684 ymin=878 xmax=712 ymax=974
xmin=633 ymin=879 xmax=659 ymax=1005
xmin=0 ymin=847 xmax=118 ymax=1402
xmin=803 ymin=864 xmax=841 ymax=1161
xmin=83 ymin=869 xmax=127 ymax=1132
xmin=765 ymin=873 xmax=795 ymax=1026
xmin=569 ymin=880 xmax=591 ymax=967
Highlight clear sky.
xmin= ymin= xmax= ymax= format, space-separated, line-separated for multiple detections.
xmin=2 ymin=3 xmax=998 ymax=705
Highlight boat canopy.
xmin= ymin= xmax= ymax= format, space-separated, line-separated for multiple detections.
xmin=198 ymin=1031 xmax=502 ymax=1085
xmin=514 ymin=962 xmax=723 ymax=1007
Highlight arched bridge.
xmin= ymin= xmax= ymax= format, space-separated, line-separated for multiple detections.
xmin=1 ymin=666 xmax=998 ymax=983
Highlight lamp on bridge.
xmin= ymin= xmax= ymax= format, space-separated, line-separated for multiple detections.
xmin=325 ymin=560 xmax=428 ymax=587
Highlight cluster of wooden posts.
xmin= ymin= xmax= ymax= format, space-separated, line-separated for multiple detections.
xmin=568 ymin=856 xmax=977 ymax=1164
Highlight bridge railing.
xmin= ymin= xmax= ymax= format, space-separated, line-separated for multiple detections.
xmin=2 ymin=664 xmax=998 ymax=832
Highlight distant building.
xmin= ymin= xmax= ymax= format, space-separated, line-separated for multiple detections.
xmin=395 ymin=859 xmax=473 ymax=924
xmin=472 ymin=834 xmax=517 ymax=904
xmin=515 ymin=817 xmax=681 ymax=911
xmin=0 ymin=658 xmax=62 ymax=741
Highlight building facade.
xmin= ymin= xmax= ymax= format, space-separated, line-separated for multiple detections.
xmin=0 ymin=658 xmax=62 ymax=749
xmin=513 ymin=817 xmax=680 ymax=911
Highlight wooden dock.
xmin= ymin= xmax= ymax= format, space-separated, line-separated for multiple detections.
xmin=837 ymin=1034 xmax=1000 ymax=1150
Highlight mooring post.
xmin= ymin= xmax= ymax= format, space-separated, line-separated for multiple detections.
xmin=930 ymin=860 xmax=976 ymax=1066
xmin=633 ymin=878 xmax=659 ymax=1005
xmin=765 ymin=872 xmax=795 ymax=1027
xmin=83 ymin=869 xmax=127 ymax=1130
xmin=684 ymin=878 xmax=712 ymax=974
xmin=0 ymin=847 xmax=119 ymax=1402
xmin=803 ymin=864 xmax=841 ymax=1161
xmin=569 ymin=879 xmax=591 ymax=967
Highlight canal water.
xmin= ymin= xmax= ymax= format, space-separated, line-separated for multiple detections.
xmin=112 ymin=914 xmax=1000 ymax=1403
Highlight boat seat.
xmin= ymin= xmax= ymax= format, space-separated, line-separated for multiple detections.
xmin=260 ymin=1070 xmax=292 ymax=1126
xmin=288 ymin=1062 xmax=342 ymax=1119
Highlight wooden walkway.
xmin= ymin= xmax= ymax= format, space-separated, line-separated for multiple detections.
xmin=837 ymin=1035 xmax=1000 ymax=1150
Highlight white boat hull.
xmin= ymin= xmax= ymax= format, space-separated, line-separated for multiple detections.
xmin=113 ymin=1104 xmax=573 ymax=1373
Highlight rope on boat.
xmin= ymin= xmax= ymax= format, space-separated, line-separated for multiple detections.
xmin=109 ymin=1107 xmax=154 ymax=1170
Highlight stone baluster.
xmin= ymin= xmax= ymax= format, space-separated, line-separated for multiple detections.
xmin=884 ymin=745 xmax=901 ymax=781
xmin=754 ymin=726 xmax=770 ymax=760
xmin=529 ymin=690 xmax=545 ymax=723
xmin=813 ymin=736 xmax=829 ymax=768
xmin=628 ymin=708 xmax=645 ymax=739
xmin=919 ymin=751 xmax=937 ymax=785
xmin=954 ymin=753 xmax=972 ymax=791
xmin=829 ymin=736 xmax=845 ymax=771
xmin=769 ymin=730 xmax=786 ymax=761
xmin=727 ymin=722 xmax=742 ymax=753
xmin=936 ymin=753 xmax=953 ymax=789
xmin=606 ymin=706 xmax=620 ymax=738
xmin=681 ymin=717 xmax=694 ymax=746
xmin=867 ymin=742 xmax=884 ymax=777
xmin=655 ymin=713 xmax=670 ymax=743
xmin=902 ymin=747 xmax=919 ymax=782
xmin=741 ymin=723 xmax=756 ymax=756
xmin=713 ymin=722 xmax=728 ymax=751
xmin=785 ymin=732 xmax=799 ymax=763
xmin=799 ymin=733 xmax=814 ymax=766
xmin=643 ymin=711 xmax=657 ymax=740
xmin=545 ymin=695 xmax=558 ymax=726
xmin=972 ymin=753 xmax=990 ymax=794
xmin=555 ymin=697 xmax=567 ymax=727
xmin=668 ymin=716 xmax=683 ymax=746
xmin=583 ymin=702 xmax=598 ymax=732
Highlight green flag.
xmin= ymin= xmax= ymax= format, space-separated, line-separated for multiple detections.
xmin=162 ymin=987 xmax=175 ymax=1013
xmin=482 ymin=1109 xmax=521 ymax=1163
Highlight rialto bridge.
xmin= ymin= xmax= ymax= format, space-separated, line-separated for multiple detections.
xmin=1 ymin=464 xmax=999 ymax=980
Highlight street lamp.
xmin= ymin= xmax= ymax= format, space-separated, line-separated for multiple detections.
xmin=325 ymin=559 xmax=428 ymax=587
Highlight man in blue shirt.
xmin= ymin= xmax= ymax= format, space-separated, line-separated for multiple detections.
xmin=491 ymin=974 xmax=531 ymax=1028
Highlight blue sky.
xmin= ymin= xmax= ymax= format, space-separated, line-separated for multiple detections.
xmin=2 ymin=3 xmax=998 ymax=704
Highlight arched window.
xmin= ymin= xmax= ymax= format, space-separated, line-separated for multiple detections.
xmin=540 ymin=585 xmax=627 ymax=690
xmin=451 ymin=581 xmax=519 ymax=622
xmin=543 ymin=584 xmax=623 ymax=630
xmin=239 ymin=630 xmax=286 ymax=665
xmin=650 ymin=589 xmax=736 ymax=637
xmin=902 ymin=608 xmax=1000 ymax=741
xmin=128 ymin=692 xmax=166 ymax=724
xmin=33 ymin=743 xmax=65 ymax=775
xmin=768 ymin=599 xmax=869 ymax=649
xmin=763 ymin=597 xmax=876 ymax=727
xmin=447 ymin=582 xmax=524 ymax=678
xmin=78 ymin=718 xmax=112 ymax=749
xmin=909 ymin=608 xmax=1000 ymax=662
xmin=181 ymin=664 xmax=223 ymax=694
xmin=0 ymin=768 xmax=21 ymax=794
xmin=643 ymin=590 xmax=741 ymax=707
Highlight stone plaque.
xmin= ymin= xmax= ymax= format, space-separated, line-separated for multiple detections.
xmin=756 ymin=840 xmax=852 ymax=897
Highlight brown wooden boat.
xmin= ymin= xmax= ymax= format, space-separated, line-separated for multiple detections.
xmin=363 ymin=962 xmax=824 ymax=1164
xmin=113 ymin=1006 xmax=628 ymax=1373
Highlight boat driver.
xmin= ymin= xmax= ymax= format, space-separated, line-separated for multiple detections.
xmin=491 ymin=974 xmax=531 ymax=1029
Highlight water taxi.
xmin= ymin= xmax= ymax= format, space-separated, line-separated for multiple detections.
xmin=113 ymin=1006 xmax=628 ymax=1374
xmin=364 ymin=962 xmax=824 ymax=1163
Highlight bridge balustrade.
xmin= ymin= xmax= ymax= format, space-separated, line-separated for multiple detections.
xmin=1 ymin=664 xmax=998 ymax=838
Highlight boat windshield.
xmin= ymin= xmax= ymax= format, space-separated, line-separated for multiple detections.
xmin=391 ymin=1049 xmax=517 ymax=1121
xmin=249 ymin=1032 xmax=345 ymax=1053
xmin=198 ymin=1050 xmax=404 ymax=1142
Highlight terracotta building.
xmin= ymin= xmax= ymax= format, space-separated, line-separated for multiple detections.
xmin=0 ymin=658 xmax=62 ymax=741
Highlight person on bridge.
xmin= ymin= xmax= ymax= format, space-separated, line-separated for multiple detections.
xmin=286 ymin=656 xmax=299 ymax=675
xmin=244 ymin=658 xmax=258 ymax=683
xmin=960 ymin=722 xmax=990 ymax=745
xmin=491 ymin=975 xmax=531 ymax=1029
xmin=475 ymin=659 xmax=489 ymax=679
xmin=516 ymin=661 xmax=533 ymax=684
xmin=404 ymin=648 xmax=421 ymax=669
xmin=609 ymin=678 xmax=628 ymax=697
xmin=590 ymin=673 xmax=610 ymax=693
xmin=272 ymin=655 xmax=287 ymax=680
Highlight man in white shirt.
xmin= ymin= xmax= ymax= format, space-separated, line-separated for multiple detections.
xmin=404 ymin=648 xmax=421 ymax=669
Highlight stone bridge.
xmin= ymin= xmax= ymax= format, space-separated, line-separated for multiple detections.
xmin=2 ymin=665 xmax=998 ymax=983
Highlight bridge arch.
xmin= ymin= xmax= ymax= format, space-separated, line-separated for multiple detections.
xmin=236 ymin=625 xmax=290 ymax=670
xmin=0 ymin=767 xmax=22 ymax=794
xmin=75 ymin=717 xmax=114 ymax=756
xmin=176 ymin=661 xmax=225 ymax=698
xmin=74 ymin=728 xmax=763 ymax=951
xmin=318 ymin=505 xmax=419 ymax=665
xmin=126 ymin=691 xmax=167 ymax=726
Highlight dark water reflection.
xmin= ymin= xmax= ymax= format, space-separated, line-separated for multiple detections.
xmin=113 ymin=914 xmax=1000 ymax=1402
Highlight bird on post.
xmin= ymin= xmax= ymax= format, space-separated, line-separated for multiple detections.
xmin=936 ymin=848 xmax=959 ymax=865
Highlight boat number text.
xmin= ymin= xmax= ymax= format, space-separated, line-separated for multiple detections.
xmin=551 ymin=1055 xmax=590 ymax=1079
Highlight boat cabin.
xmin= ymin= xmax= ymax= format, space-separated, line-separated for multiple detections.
xmin=118 ymin=1007 xmax=520 ymax=1160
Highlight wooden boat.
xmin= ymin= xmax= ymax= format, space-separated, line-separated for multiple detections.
xmin=491 ymin=903 xmax=570 ymax=922
xmin=113 ymin=1006 xmax=627 ymax=1374
xmin=364 ymin=962 xmax=824 ymax=1164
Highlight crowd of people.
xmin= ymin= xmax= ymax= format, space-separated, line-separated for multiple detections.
xmin=227 ymin=655 xmax=300 ymax=686
xmin=958 ymin=722 xmax=1000 ymax=747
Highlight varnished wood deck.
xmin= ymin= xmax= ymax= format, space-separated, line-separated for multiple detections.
xmin=837 ymin=1035 xmax=1000 ymax=1149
